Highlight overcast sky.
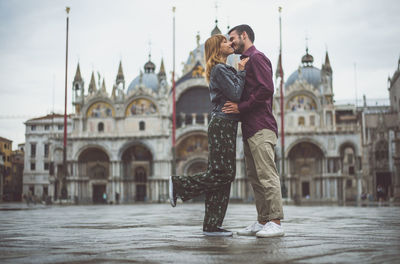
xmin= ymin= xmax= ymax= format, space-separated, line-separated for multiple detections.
xmin=0 ymin=0 xmax=399 ymax=147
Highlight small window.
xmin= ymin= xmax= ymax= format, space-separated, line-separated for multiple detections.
xmin=30 ymin=143 xmax=36 ymax=157
xmin=44 ymin=162 xmax=49 ymax=170
xmin=58 ymin=125 xmax=63 ymax=130
xmin=31 ymin=125 xmax=36 ymax=131
xmin=98 ymin=122 xmax=104 ymax=132
xmin=31 ymin=162 xmax=36 ymax=171
xmin=4 ymin=143 xmax=6 ymax=149
xmin=45 ymin=125 xmax=50 ymax=130
xmin=349 ymin=166 xmax=355 ymax=175
xmin=139 ymin=121 xmax=145 ymax=131
xmin=7 ymin=156 xmax=10 ymax=162
xmin=44 ymin=144 xmax=49 ymax=158
xmin=298 ymin=116 xmax=305 ymax=126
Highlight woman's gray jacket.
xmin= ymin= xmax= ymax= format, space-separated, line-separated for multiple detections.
xmin=209 ymin=63 xmax=246 ymax=121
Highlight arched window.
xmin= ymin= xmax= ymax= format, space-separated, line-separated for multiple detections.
xmin=298 ymin=116 xmax=305 ymax=126
xmin=139 ymin=121 xmax=145 ymax=131
xmin=98 ymin=122 xmax=104 ymax=132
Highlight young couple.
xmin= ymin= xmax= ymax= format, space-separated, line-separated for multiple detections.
xmin=169 ymin=25 xmax=284 ymax=238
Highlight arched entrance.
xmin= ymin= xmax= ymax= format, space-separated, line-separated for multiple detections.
xmin=122 ymin=145 xmax=152 ymax=202
xmin=78 ymin=147 xmax=110 ymax=204
xmin=176 ymin=133 xmax=208 ymax=175
xmin=288 ymin=142 xmax=324 ymax=200
xmin=374 ymin=140 xmax=391 ymax=201
xmin=176 ymin=133 xmax=208 ymax=201
xmin=340 ymin=143 xmax=358 ymax=201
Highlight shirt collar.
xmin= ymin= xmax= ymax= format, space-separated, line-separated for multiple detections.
xmin=240 ymin=45 xmax=256 ymax=59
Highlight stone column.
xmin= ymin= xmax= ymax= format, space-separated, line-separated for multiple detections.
xmin=110 ymin=161 xmax=122 ymax=204
xmin=203 ymin=113 xmax=208 ymax=126
xmin=181 ymin=113 xmax=186 ymax=128
xmin=192 ymin=113 xmax=196 ymax=125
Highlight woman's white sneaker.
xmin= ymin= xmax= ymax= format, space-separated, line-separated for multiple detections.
xmin=237 ymin=222 xmax=264 ymax=236
xmin=256 ymin=222 xmax=284 ymax=238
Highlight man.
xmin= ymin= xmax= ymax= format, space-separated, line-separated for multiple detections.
xmin=222 ymin=24 xmax=284 ymax=238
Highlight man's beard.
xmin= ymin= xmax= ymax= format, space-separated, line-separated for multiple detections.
xmin=233 ymin=40 xmax=245 ymax=54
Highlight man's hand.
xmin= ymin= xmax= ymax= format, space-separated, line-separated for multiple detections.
xmin=238 ymin=57 xmax=249 ymax=71
xmin=222 ymin=101 xmax=240 ymax=114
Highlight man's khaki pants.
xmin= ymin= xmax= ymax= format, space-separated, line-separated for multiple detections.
xmin=243 ymin=129 xmax=284 ymax=222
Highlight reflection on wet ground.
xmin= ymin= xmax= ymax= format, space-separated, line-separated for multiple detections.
xmin=0 ymin=203 xmax=399 ymax=263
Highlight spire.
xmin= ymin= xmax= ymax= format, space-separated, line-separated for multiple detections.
xmin=101 ymin=78 xmax=107 ymax=93
xmin=111 ymin=84 xmax=117 ymax=98
xmin=88 ymin=71 xmax=97 ymax=93
xmin=323 ymin=51 xmax=332 ymax=73
xmin=398 ymin=55 xmax=400 ymax=70
xmin=158 ymin=58 xmax=166 ymax=76
xmin=73 ymin=63 xmax=83 ymax=83
xmin=116 ymin=61 xmax=124 ymax=83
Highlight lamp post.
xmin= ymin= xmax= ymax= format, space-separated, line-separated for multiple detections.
xmin=60 ymin=6 xmax=70 ymax=201
xmin=171 ymin=6 xmax=177 ymax=176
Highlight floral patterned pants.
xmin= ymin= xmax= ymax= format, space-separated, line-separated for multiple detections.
xmin=172 ymin=116 xmax=238 ymax=231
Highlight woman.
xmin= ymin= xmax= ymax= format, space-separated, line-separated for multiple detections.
xmin=169 ymin=34 xmax=249 ymax=236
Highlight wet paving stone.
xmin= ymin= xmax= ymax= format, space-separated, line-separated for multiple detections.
xmin=0 ymin=203 xmax=399 ymax=263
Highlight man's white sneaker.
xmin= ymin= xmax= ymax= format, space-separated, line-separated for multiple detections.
xmin=256 ymin=221 xmax=284 ymax=238
xmin=237 ymin=222 xmax=264 ymax=236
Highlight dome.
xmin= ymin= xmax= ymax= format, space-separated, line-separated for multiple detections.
xmin=127 ymin=57 xmax=160 ymax=93
xmin=285 ymin=49 xmax=322 ymax=90
xmin=127 ymin=72 xmax=159 ymax=93
xmin=285 ymin=66 xmax=322 ymax=90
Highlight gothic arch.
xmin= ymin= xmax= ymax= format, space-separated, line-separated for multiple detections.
xmin=118 ymin=140 xmax=155 ymax=161
xmin=338 ymin=141 xmax=359 ymax=157
xmin=124 ymin=96 xmax=159 ymax=116
xmin=74 ymin=144 xmax=112 ymax=161
xmin=285 ymin=138 xmax=327 ymax=159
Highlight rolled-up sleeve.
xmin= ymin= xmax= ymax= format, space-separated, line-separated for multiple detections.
xmin=214 ymin=64 xmax=246 ymax=102
xmin=238 ymin=54 xmax=274 ymax=113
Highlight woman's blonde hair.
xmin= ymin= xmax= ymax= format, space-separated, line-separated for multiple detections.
xmin=205 ymin=34 xmax=227 ymax=82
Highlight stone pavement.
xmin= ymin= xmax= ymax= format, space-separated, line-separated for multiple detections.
xmin=0 ymin=202 xmax=399 ymax=264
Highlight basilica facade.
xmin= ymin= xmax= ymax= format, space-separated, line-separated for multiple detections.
xmin=22 ymin=23 xmax=398 ymax=204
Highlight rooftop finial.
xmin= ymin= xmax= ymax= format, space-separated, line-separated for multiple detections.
xmin=305 ymin=33 xmax=309 ymax=54
xmin=148 ymin=39 xmax=152 ymax=61
xmin=215 ymin=1 xmax=219 ymax=23
xmin=196 ymin=31 xmax=200 ymax=46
